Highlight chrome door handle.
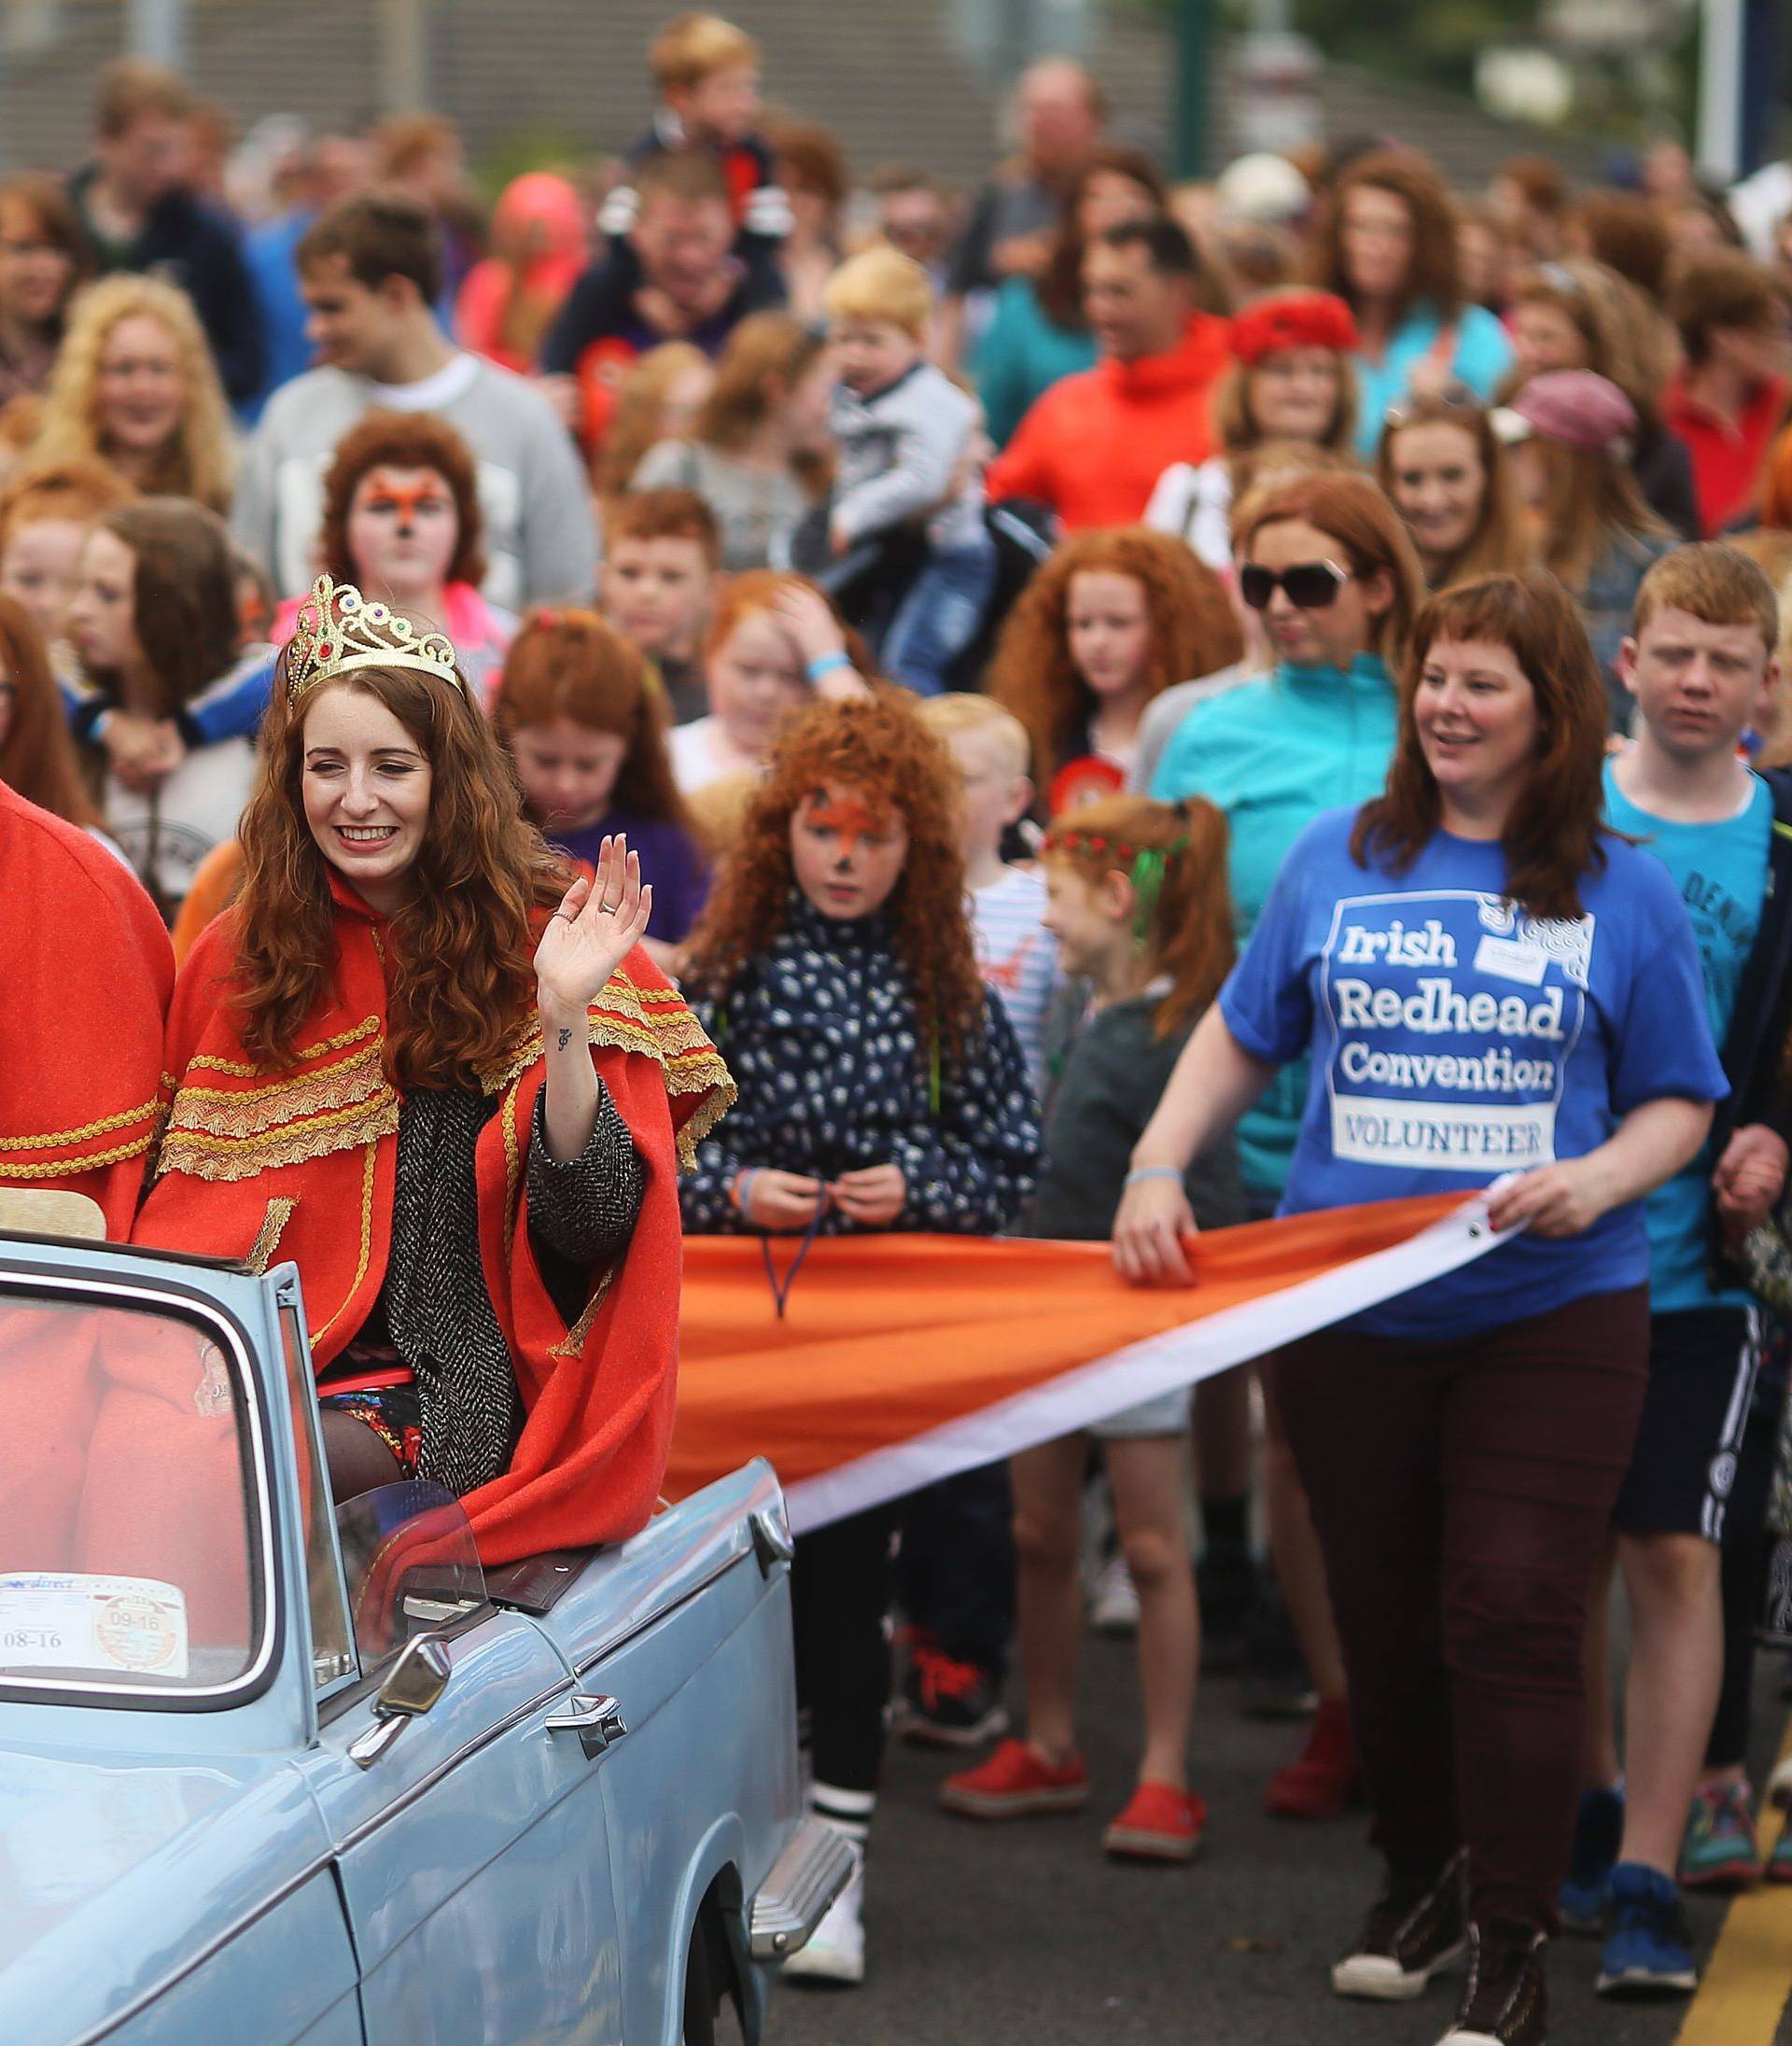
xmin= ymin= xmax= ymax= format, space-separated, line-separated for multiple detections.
xmin=545 ymin=1691 xmax=628 ymax=1759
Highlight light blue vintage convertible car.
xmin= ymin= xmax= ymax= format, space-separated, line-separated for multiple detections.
xmin=0 ymin=1205 xmax=849 ymax=2045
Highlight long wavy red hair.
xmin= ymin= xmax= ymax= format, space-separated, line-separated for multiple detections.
xmin=1351 ymin=569 xmax=1611 ymax=919
xmin=234 ymin=653 xmax=567 ymax=1089
xmin=0 ymin=593 xmax=101 ymax=828
xmin=683 ymin=691 xmax=987 ymax=1064
xmin=987 ymin=527 xmax=1245 ymax=786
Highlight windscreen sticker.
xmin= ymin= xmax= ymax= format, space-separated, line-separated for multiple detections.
xmin=0 ymin=1572 xmax=190 ymax=1680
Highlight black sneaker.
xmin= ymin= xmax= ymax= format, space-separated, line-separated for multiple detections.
xmin=895 ymin=1644 xmax=1009 ymax=1749
xmin=1439 ymin=1920 xmax=1548 ymax=2045
xmin=1239 ymin=1589 xmax=1318 ymax=1718
xmin=1196 ymin=1538 xmax=1260 ymax=1675
xmin=1332 ymin=1851 xmax=1467 ymax=2001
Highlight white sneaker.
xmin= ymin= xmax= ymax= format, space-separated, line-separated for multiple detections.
xmin=1089 ymin=1551 xmax=1141 ymax=1633
xmin=780 ymin=1851 xmax=865 ymax=1986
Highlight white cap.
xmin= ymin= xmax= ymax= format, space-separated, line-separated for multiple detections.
xmin=1214 ymin=152 xmax=1311 ymax=226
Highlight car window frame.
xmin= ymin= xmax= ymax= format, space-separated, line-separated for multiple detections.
xmin=273 ymin=1295 xmax=359 ymax=1703
xmin=0 ymin=1264 xmax=283 ymax=1713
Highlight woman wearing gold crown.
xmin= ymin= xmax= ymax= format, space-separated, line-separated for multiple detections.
xmin=130 ymin=575 xmax=734 ymax=1565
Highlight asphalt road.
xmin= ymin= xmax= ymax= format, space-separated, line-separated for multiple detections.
xmin=763 ymin=1630 xmax=1792 ymax=2046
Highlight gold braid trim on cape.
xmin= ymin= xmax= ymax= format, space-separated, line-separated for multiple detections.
xmin=0 ymin=1092 xmax=165 ymax=1178
xmin=480 ymin=971 xmax=735 ymax=1170
xmin=156 ymin=971 xmax=734 ymax=1183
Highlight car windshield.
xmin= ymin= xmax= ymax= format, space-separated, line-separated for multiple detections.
xmin=0 ymin=1285 xmax=267 ymax=1701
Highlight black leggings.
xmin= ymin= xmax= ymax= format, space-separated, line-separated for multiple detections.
xmin=1706 ymin=1332 xmax=1789 ymax=1770
xmin=791 ymin=1506 xmax=897 ymax=1799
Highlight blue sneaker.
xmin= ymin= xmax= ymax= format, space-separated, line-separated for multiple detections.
xmin=1596 ymin=1862 xmax=1698 ymax=1997
xmin=1560 ymin=1785 xmax=1623 ymax=1934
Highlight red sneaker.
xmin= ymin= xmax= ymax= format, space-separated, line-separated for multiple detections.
xmin=1265 ymin=1696 xmax=1362 ymax=1819
xmin=940 ymin=1738 xmax=1089 ymax=1818
xmin=1103 ymin=1782 xmax=1206 ymax=1861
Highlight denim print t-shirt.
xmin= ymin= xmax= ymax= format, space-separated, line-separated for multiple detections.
xmin=1220 ymin=808 xmax=1728 ymax=1339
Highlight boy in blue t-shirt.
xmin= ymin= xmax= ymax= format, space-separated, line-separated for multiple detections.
xmin=1583 ymin=544 xmax=1792 ymax=1995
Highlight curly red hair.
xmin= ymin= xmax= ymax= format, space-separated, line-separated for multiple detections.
xmin=987 ymin=526 xmax=1244 ymax=786
xmin=315 ymin=410 xmax=486 ymax=591
xmin=233 ymin=652 xmax=567 ymax=1090
xmin=683 ymin=691 xmax=987 ymax=1065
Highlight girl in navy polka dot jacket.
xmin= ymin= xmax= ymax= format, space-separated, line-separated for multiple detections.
xmin=679 ymin=691 xmax=1040 ymax=1982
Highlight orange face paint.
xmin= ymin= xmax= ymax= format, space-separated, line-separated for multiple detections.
xmin=360 ymin=469 xmax=452 ymax=527
xmin=801 ymin=791 xmax=889 ymax=862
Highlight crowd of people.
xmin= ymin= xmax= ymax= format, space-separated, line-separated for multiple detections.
xmin=10 ymin=17 xmax=1792 ymax=2045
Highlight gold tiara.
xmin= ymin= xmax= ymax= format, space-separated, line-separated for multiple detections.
xmin=284 ymin=574 xmax=465 ymax=706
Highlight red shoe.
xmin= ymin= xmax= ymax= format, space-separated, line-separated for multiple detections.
xmin=1265 ymin=1697 xmax=1361 ymax=1819
xmin=1103 ymin=1782 xmax=1206 ymax=1862
xmin=940 ymin=1738 xmax=1089 ymax=1818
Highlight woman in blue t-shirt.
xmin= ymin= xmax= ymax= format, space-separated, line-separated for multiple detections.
xmin=1117 ymin=569 xmax=1725 ymax=2041
xmin=1151 ymin=469 xmax=1425 ymax=1814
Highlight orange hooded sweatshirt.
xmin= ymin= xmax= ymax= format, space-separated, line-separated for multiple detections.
xmin=985 ymin=313 xmax=1231 ymax=530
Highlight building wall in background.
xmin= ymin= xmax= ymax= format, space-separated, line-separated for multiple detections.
xmin=0 ymin=0 xmax=1606 ymax=189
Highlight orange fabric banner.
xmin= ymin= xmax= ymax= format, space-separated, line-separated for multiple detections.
xmin=667 ymin=1191 xmax=1496 ymax=1531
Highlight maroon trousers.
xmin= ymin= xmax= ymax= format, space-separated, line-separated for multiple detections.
xmin=1276 ymin=1284 xmax=1649 ymax=1929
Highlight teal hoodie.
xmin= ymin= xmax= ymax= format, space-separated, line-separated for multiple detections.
xmin=1150 ymin=653 xmax=1399 ymax=1195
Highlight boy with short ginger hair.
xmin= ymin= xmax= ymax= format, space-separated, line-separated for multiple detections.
xmin=1578 ymin=542 xmax=1792 ymax=1993
xmin=602 ymin=488 xmax=722 ymax=725
xmin=823 ymin=245 xmax=993 ymax=695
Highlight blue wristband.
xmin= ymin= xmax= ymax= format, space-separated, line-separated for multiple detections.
xmin=805 ymin=651 xmax=853 ymax=685
xmin=1124 ymin=1166 xmax=1185 ymax=1188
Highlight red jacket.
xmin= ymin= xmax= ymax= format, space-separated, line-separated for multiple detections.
xmin=1661 ymin=371 xmax=1792 ymax=538
xmin=986 ymin=314 xmax=1231 ymax=529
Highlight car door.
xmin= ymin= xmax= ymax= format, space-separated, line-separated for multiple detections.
xmin=296 ymin=1603 xmax=630 ymax=2046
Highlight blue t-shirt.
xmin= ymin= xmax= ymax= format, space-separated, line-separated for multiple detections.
xmin=1603 ymin=761 xmax=1771 ymax=1313
xmin=1219 ymin=808 xmax=1729 ymax=1339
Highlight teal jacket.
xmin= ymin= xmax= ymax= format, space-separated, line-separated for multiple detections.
xmin=973 ymin=278 xmax=1098 ymax=448
xmin=1150 ymin=654 xmax=1400 ymax=1194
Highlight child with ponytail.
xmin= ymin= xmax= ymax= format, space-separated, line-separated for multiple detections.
xmin=942 ymin=793 xmax=1244 ymax=1862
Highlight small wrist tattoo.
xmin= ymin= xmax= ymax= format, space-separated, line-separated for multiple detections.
xmin=556 ymin=1028 xmax=573 ymax=1052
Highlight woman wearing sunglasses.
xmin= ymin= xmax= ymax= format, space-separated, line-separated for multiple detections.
xmin=1149 ymin=470 xmax=1424 ymax=1816
xmin=1123 ymin=569 xmax=1724 ymax=2045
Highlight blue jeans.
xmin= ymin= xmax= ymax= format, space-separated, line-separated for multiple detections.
xmin=879 ymin=534 xmax=997 ymax=696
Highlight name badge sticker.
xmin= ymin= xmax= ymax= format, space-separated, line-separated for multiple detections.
xmin=1473 ymin=934 xmax=1549 ymax=987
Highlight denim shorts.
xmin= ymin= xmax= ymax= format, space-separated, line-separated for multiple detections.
xmin=1090 ymin=1386 xmax=1191 ymax=1440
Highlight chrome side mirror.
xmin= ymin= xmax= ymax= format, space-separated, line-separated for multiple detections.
xmin=347 ymin=1632 xmax=452 ymax=1768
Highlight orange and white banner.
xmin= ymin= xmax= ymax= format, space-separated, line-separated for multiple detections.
xmin=668 ymin=1190 xmax=1505 ymax=1532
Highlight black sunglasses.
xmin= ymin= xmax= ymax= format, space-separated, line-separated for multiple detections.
xmin=1238 ymin=559 xmax=1352 ymax=611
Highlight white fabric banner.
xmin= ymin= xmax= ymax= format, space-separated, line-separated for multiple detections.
xmin=783 ymin=1189 xmax=1510 ymax=1534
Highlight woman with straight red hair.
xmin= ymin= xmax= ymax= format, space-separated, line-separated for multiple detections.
xmin=492 ymin=607 xmax=710 ymax=962
xmin=1309 ymin=150 xmax=1513 ymax=455
xmin=1118 ymin=569 xmax=1726 ymax=2044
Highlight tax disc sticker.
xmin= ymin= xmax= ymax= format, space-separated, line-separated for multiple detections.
xmin=0 ymin=1573 xmax=189 ymax=1680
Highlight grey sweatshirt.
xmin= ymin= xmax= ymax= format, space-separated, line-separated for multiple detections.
xmin=231 ymin=354 xmax=597 ymax=610
xmin=829 ymin=361 xmax=986 ymax=553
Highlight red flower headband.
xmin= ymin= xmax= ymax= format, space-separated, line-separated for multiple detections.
xmin=1229 ymin=290 xmax=1360 ymax=367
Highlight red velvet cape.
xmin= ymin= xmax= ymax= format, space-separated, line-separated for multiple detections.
xmin=0 ymin=785 xmax=173 ymax=1583
xmin=0 ymin=781 xmax=173 ymax=1234
xmin=130 ymin=881 xmax=733 ymax=1579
